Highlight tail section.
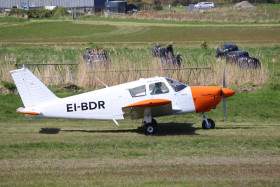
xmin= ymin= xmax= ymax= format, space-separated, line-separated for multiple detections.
xmin=10 ymin=68 xmax=58 ymax=107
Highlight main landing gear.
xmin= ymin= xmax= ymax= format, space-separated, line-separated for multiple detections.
xmin=201 ymin=112 xmax=215 ymax=129
xmin=143 ymin=119 xmax=158 ymax=135
xmin=143 ymin=107 xmax=157 ymax=135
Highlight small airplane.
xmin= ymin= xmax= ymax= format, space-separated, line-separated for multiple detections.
xmin=10 ymin=67 xmax=235 ymax=135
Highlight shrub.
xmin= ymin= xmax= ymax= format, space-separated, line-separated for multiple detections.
xmin=2 ymin=81 xmax=17 ymax=93
xmin=8 ymin=8 xmax=27 ymax=17
xmin=27 ymin=9 xmax=53 ymax=18
xmin=180 ymin=0 xmax=190 ymax=6
xmin=154 ymin=5 xmax=163 ymax=10
xmin=172 ymin=0 xmax=180 ymax=6
xmin=8 ymin=7 xmax=69 ymax=19
xmin=200 ymin=41 xmax=208 ymax=49
xmin=137 ymin=2 xmax=153 ymax=11
xmin=269 ymin=83 xmax=280 ymax=91
xmin=153 ymin=0 xmax=163 ymax=10
xmin=127 ymin=3 xmax=138 ymax=11
xmin=52 ymin=7 xmax=69 ymax=19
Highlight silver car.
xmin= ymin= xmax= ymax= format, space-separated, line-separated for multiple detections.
xmin=194 ymin=2 xmax=216 ymax=9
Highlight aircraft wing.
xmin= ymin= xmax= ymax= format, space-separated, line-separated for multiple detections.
xmin=122 ymin=99 xmax=179 ymax=119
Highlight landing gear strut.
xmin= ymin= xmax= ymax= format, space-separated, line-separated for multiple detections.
xmin=201 ymin=112 xmax=215 ymax=129
xmin=143 ymin=107 xmax=157 ymax=135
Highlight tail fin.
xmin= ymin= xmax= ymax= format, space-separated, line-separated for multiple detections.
xmin=10 ymin=68 xmax=58 ymax=107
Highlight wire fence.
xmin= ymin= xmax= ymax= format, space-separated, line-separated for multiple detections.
xmin=15 ymin=63 xmax=78 ymax=84
xmin=15 ymin=63 xmax=211 ymax=85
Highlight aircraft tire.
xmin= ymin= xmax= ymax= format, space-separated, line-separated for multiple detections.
xmin=202 ymin=119 xmax=215 ymax=129
xmin=144 ymin=123 xmax=157 ymax=135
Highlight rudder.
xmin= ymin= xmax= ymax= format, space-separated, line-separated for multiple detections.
xmin=10 ymin=68 xmax=58 ymax=107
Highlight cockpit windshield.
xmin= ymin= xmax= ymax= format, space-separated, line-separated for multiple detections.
xmin=166 ymin=78 xmax=187 ymax=92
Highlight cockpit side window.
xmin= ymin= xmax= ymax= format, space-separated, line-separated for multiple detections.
xmin=166 ymin=78 xmax=187 ymax=92
xmin=149 ymin=82 xmax=169 ymax=95
xmin=129 ymin=85 xmax=146 ymax=97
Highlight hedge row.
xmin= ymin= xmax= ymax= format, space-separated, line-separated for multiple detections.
xmin=8 ymin=7 xmax=69 ymax=19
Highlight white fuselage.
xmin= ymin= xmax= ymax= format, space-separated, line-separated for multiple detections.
xmin=26 ymin=77 xmax=196 ymax=120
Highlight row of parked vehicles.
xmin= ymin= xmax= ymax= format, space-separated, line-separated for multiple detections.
xmin=82 ymin=43 xmax=261 ymax=70
xmin=216 ymin=44 xmax=261 ymax=69
xmin=152 ymin=43 xmax=261 ymax=69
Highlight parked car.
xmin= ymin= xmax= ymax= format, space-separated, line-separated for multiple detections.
xmin=226 ymin=51 xmax=249 ymax=64
xmin=132 ymin=8 xmax=138 ymax=13
xmin=237 ymin=57 xmax=261 ymax=69
xmin=216 ymin=44 xmax=239 ymax=57
xmin=152 ymin=44 xmax=174 ymax=58
xmin=194 ymin=2 xmax=216 ymax=9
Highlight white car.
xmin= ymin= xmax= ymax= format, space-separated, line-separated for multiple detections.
xmin=194 ymin=2 xmax=216 ymax=9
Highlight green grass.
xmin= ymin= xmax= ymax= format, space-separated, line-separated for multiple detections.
xmin=0 ymin=19 xmax=279 ymax=45
xmin=0 ymin=108 xmax=280 ymax=186
xmin=81 ymin=15 xmax=280 ymax=25
xmin=256 ymin=3 xmax=280 ymax=11
xmin=0 ymin=21 xmax=115 ymax=43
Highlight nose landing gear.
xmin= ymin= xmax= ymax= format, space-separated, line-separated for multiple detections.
xmin=201 ymin=112 xmax=215 ymax=129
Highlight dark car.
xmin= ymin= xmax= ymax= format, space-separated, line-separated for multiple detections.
xmin=226 ymin=51 xmax=249 ymax=64
xmin=216 ymin=44 xmax=239 ymax=57
xmin=152 ymin=44 xmax=174 ymax=58
xmin=237 ymin=57 xmax=261 ymax=69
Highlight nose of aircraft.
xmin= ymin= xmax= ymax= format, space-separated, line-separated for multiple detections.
xmin=222 ymin=88 xmax=235 ymax=98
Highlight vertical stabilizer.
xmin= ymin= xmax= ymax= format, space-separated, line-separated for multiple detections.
xmin=10 ymin=68 xmax=58 ymax=107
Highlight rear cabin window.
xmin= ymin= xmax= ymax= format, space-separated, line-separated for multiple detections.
xmin=129 ymin=85 xmax=146 ymax=97
xmin=149 ymin=82 xmax=169 ymax=95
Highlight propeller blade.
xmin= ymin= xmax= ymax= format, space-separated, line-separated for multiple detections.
xmin=223 ymin=63 xmax=226 ymax=88
xmin=223 ymin=98 xmax=226 ymax=121
xmin=223 ymin=63 xmax=226 ymax=121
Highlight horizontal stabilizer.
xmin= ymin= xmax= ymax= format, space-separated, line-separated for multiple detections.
xmin=16 ymin=107 xmax=40 ymax=115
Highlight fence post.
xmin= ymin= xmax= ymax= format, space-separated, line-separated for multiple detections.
xmin=70 ymin=67 xmax=73 ymax=83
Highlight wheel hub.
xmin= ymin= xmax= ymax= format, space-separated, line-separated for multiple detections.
xmin=147 ymin=126 xmax=154 ymax=133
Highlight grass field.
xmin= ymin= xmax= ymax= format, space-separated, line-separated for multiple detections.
xmin=0 ymin=18 xmax=280 ymax=46
xmin=0 ymin=15 xmax=280 ymax=186
xmin=0 ymin=92 xmax=280 ymax=186
xmin=0 ymin=120 xmax=279 ymax=186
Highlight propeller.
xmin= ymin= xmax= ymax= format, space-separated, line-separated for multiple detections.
xmin=220 ymin=63 xmax=235 ymax=121
xmin=222 ymin=64 xmax=226 ymax=121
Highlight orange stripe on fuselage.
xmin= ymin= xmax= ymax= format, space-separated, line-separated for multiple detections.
xmin=123 ymin=99 xmax=171 ymax=108
xmin=190 ymin=86 xmax=222 ymax=113
xmin=16 ymin=111 xmax=40 ymax=115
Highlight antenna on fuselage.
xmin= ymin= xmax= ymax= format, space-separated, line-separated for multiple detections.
xmin=95 ymin=77 xmax=108 ymax=88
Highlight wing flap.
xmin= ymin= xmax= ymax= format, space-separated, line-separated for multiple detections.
xmin=122 ymin=99 xmax=171 ymax=108
xmin=122 ymin=99 xmax=177 ymax=120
